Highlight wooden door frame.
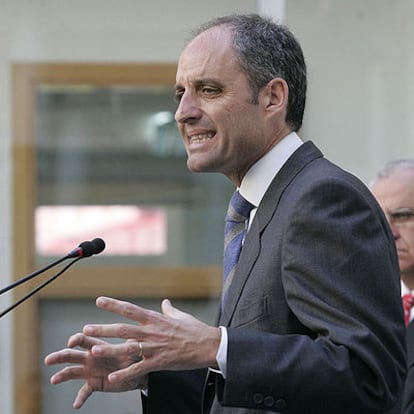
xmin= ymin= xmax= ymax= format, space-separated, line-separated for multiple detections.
xmin=12 ymin=63 xmax=221 ymax=414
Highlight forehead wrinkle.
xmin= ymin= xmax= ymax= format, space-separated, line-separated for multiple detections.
xmin=176 ymin=50 xmax=244 ymax=91
xmin=176 ymin=27 xmax=239 ymax=83
xmin=375 ymin=171 xmax=414 ymax=211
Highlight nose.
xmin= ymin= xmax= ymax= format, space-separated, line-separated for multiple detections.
xmin=175 ymin=92 xmax=202 ymax=124
xmin=389 ymin=221 xmax=401 ymax=241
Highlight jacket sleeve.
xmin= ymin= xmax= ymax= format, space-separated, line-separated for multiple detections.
xmin=142 ymin=369 xmax=206 ymax=414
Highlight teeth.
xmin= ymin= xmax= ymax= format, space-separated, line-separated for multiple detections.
xmin=190 ymin=132 xmax=214 ymax=143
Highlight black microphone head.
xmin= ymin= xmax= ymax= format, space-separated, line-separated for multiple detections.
xmin=78 ymin=238 xmax=105 ymax=258
xmin=91 ymin=238 xmax=106 ymax=255
xmin=67 ymin=238 xmax=106 ymax=258
xmin=78 ymin=240 xmax=96 ymax=258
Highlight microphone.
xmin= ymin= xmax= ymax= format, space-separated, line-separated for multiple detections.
xmin=68 ymin=238 xmax=106 ymax=259
xmin=0 ymin=238 xmax=106 ymax=295
xmin=0 ymin=237 xmax=106 ymax=318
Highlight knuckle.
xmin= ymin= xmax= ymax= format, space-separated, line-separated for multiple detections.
xmin=60 ymin=348 xmax=72 ymax=359
xmin=123 ymin=303 xmax=137 ymax=319
xmin=125 ymin=341 xmax=137 ymax=354
xmin=68 ymin=333 xmax=81 ymax=346
xmin=117 ymin=324 xmax=131 ymax=338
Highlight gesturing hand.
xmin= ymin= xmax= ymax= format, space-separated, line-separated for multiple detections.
xmin=44 ymin=333 xmax=147 ymax=409
xmin=81 ymin=296 xmax=221 ymax=385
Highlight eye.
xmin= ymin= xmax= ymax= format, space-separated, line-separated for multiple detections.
xmin=174 ymin=89 xmax=184 ymax=103
xmin=389 ymin=207 xmax=414 ymax=224
xmin=201 ymin=86 xmax=221 ymax=97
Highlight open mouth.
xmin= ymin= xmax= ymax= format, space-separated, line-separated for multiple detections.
xmin=189 ymin=132 xmax=215 ymax=144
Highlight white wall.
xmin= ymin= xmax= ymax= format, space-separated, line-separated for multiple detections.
xmin=288 ymin=0 xmax=414 ymax=180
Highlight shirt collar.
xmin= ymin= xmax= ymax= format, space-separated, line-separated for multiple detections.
xmin=239 ymin=132 xmax=303 ymax=207
xmin=401 ymin=280 xmax=411 ymax=296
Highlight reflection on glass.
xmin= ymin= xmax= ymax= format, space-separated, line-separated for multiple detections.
xmin=36 ymin=205 xmax=167 ymax=256
xmin=35 ymin=85 xmax=234 ymax=266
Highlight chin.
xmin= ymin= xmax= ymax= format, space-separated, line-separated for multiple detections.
xmin=186 ymin=158 xmax=218 ymax=173
xmin=186 ymin=162 xmax=205 ymax=173
xmin=401 ymin=264 xmax=414 ymax=278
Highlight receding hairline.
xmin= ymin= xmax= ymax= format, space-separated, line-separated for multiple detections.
xmin=370 ymin=159 xmax=414 ymax=188
xmin=378 ymin=159 xmax=414 ymax=178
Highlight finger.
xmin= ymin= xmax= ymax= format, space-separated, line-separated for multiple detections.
xmin=95 ymin=296 xmax=159 ymax=324
xmin=91 ymin=340 xmax=143 ymax=361
xmin=106 ymin=342 xmax=160 ymax=383
xmin=161 ymin=299 xmax=186 ymax=319
xmin=161 ymin=299 xmax=201 ymax=325
xmin=73 ymin=383 xmax=93 ymax=409
xmin=108 ymin=361 xmax=148 ymax=384
xmin=83 ymin=322 xmax=142 ymax=340
xmin=50 ymin=366 xmax=86 ymax=384
xmin=68 ymin=333 xmax=108 ymax=349
xmin=94 ymin=339 xmax=148 ymax=361
xmin=45 ymin=349 xmax=87 ymax=365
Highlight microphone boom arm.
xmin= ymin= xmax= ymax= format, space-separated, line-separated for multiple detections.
xmin=0 ymin=254 xmax=71 ymax=295
xmin=0 ymin=238 xmax=105 ymax=317
xmin=0 ymin=257 xmax=81 ymax=318
xmin=0 ymin=238 xmax=105 ymax=295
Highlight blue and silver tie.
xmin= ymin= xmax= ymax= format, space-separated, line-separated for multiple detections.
xmin=222 ymin=191 xmax=255 ymax=306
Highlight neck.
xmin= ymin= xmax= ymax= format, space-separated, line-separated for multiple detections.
xmin=402 ymin=273 xmax=414 ymax=291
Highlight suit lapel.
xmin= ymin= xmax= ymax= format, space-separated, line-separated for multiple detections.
xmin=219 ymin=141 xmax=323 ymax=326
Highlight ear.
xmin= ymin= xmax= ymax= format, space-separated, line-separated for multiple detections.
xmin=262 ymin=78 xmax=289 ymax=114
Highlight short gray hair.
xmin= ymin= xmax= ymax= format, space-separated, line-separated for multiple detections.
xmin=190 ymin=14 xmax=307 ymax=132
xmin=371 ymin=159 xmax=414 ymax=187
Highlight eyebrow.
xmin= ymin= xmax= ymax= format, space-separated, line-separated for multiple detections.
xmin=175 ymin=78 xmax=224 ymax=91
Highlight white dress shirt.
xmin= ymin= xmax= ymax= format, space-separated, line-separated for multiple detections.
xmin=214 ymin=132 xmax=303 ymax=377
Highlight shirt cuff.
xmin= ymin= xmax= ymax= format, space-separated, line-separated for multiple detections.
xmin=209 ymin=326 xmax=228 ymax=378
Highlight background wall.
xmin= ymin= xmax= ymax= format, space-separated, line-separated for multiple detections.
xmin=289 ymin=0 xmax=414 ymax=180
xmin=1 ymin=1 xmax=413 ymax=413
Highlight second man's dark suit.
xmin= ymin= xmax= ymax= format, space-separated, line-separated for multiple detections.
xmin=400 ymin=322 xmax=414 ymax=413
xmin=143 ymin=141 xmax=406 ymax=413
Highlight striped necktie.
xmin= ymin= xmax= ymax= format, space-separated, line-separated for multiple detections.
xmin=222 ymin=191 xmax=255 ymax=306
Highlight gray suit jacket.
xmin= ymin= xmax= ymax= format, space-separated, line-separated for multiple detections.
xmin=145 ymin=141 xmax=406 ymax=414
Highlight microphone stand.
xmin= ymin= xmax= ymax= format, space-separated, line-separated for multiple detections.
xmin=0 ymin=254 xmax=73 ymax=295
xmin=0 ymin=238 xmax=105 ymax=318
xmin=0 ymin=257 xmax=81 ymax=318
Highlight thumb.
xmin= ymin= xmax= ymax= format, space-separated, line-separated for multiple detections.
xmin=161 ymin=299 xmax=189 ymax=320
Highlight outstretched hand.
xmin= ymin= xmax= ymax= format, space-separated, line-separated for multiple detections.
xmin=81 ymin=296 xmax=221 ymax=384
xmin=45 ymin=297 xmax=221 ymax=409
xmin=44 ymin=333 xmax=147 ymax=409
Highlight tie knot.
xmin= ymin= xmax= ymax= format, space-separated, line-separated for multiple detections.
xmin=226 ymin=191 xmax=255 ymax=223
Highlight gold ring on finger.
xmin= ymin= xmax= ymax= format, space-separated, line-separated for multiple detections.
xmin=138 ymin=342 xmax=144 ymax=359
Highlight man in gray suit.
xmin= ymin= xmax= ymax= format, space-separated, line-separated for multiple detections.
xmin=372 ymin=160 xmax=414 ymax=414
xmin=45 ymin=14 xmax=406 ymax=413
